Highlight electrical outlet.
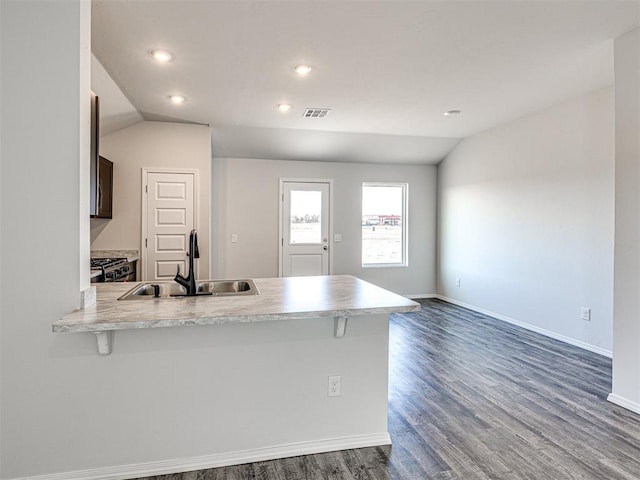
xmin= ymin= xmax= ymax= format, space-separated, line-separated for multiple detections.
xmin=334 ymin=233 xmax=342 ymax=242
xmin=328 ymin=375 xmax=341 ymax=397
xmin=455 ymin=278 xmax=461 ymax=287
xmin=231 ymin=234 xmax=238 ymax=243
xmin=581 ymin=307 xmax=591 ymax=321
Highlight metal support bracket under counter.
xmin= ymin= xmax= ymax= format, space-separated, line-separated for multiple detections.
xmin=334 ymin=316 xmax=348 ymax=338
xmin=88 ymin=316 xmax=349 ymax=356
xmin=94 ymin=331 xmax=113 ymax=355
xmin=53 ymin=276 xmax=420 ymax=355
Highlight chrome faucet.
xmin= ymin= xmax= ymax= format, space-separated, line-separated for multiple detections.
xmin=174 ymin=229 xmax=199 ymax=296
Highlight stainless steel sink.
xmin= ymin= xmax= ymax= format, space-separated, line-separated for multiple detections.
xmin=123 ymin=282 xmax=188 ymax=298
xmin=196 ymin=280 xmax=255 ymax=294
xmin=118 ymin=279 xmax=259 ymax=300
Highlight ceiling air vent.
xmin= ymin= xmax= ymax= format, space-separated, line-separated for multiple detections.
xmin=303 ymin=108 xmax=331 ymax=118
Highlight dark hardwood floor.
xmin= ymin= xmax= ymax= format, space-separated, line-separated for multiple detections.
xmin=136 ymin=299 xmax=640 ymax=480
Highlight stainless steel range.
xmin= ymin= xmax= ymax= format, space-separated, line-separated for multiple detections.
xmin=90 ymin=258 xmax=135 ymax=282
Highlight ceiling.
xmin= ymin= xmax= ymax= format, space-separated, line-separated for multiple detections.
xmin=92 ymin=0 xmax=639 ymax=165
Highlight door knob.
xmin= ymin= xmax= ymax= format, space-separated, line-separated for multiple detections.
xmin=323 ymin=245 xmax=328 ymax=251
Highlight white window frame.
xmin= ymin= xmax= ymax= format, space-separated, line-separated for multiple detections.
xmin=361 ymin=182 xmax=408 ymax=268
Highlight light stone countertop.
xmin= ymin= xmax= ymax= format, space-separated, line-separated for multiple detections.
xmin=91 ymin=249 xmax=139 ymax=262
xmin=53 ymin=275 xmax=420 ymax=333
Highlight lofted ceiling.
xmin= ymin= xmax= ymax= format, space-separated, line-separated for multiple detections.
xmin=92 ymin=0 xmax=639 ymax=165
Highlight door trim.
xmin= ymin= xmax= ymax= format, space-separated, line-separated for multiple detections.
xmin=278 ymin=178 xmax=334 ymax=277
xmin=141 ymin=168 xmax=199 ymax=281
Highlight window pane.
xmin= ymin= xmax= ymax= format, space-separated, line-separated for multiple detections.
xmin=290 ymin=190 xmax=322 ymax=244
xmin=362 ymin=184 xmax=406 ymax=265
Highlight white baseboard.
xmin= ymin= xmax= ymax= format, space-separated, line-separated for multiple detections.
xmin=607 ymin=393 xmax=640 ymax=415
xmin=10 ymin=433 xmax=391 ymax=480
xmin=435 ymin=295 xmax=613 ymax=358
xmin=405 ymin=293 xmax=437 ymax=300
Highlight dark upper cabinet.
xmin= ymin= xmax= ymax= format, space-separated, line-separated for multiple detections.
xmin=93 ymin=156 xmax=113 ymax=218
xmin=90 ymin=92 xmax=113 ymax=218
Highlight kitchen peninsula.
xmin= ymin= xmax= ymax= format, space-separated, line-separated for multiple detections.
xmin=54 ymin=274 xmax=419 ymax=345
xmin=53 ymin=275 xmax=419 ymax=473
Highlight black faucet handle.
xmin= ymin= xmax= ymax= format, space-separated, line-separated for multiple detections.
xmin=191 ymin=229 xmax=200 ymax=259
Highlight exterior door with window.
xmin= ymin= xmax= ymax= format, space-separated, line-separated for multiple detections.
xmin=281 ymin=181 xmax=330 ymax=277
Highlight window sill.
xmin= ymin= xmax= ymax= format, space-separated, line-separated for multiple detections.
xmin=362 ymin=263 xmax=408 ymax=269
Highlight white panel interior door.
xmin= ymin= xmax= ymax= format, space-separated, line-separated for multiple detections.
xmin=282 ymin=181 xmax=330 ymax=277
xmin=145 ymin=171 xmax=195 ymax=281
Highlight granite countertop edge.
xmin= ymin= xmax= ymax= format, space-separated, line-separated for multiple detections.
xmin=52 ymin=304 xmax=420 ymax=333
xmin=54 ymin=275 xmax=421 ymax=334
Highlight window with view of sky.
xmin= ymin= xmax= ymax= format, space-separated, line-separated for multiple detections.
xmin=362 ymin=183 xmax=407 ymax=266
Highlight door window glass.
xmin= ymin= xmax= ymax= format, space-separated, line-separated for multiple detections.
xmin=290 ymin=190 xmax=322 ymax=244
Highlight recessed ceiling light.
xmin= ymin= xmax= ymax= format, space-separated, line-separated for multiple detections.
xmin=444 ymin=109 xmax=462 ymax=116
xmin=170 ymin=95 xmax=186 ymax=104
xmin=278 ymin=104 xmax=292 ymax=112
xmin=150 ymin=49 xmax=173 ymax=62
xmin=294 ymin=64 xmax=312 ymax=75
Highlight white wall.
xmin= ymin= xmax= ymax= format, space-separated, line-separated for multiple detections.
xmin=92 ymin=121 xmax=212 ymax=279
xmin=91 ymin=53 xmax=143 ymax=136
xmin=212 ymin=157 xmax=437 ymax=296
xmin=78 ymin=0 xmax=91 ymax=290
xmin=0 ymin=2 xmax=4 ymax=471
xmin=0 ymin=0 xmax=90 ymax=477
xmin=610 ymin=27 xmax=640 ymax=412
xmin=39 ymin=312 xmax=392 ymax=479
xmin=437 ymin=87 xmax=615 ymax=354
xmin=0 ymin=6 xmax=390 ymax=476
